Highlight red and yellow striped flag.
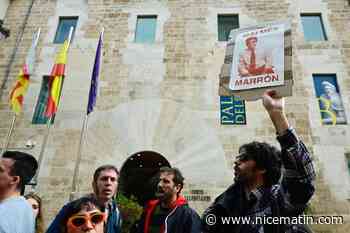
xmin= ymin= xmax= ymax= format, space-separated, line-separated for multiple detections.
xmin=45 ymin=39 xmax=69 ymax=117
xmin=9 ymin=67 xmax=30 ymax=115
xmin=9 ymin=30 xmax=40 ymax=115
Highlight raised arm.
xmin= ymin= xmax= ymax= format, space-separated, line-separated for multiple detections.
xmin=262 ymin=90 xmax=316 ymax=215
xmin=262 ymin=90 xmax=289 ymax=135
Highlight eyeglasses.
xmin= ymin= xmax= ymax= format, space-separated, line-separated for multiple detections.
xmin=67 ymin=212 xmax=106 ymax=228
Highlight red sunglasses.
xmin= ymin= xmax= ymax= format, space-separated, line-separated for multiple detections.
xmin=67 ymin=212 xmax=106 ymax=228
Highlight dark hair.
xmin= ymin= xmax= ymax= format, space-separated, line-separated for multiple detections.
xmin=159 ymin=166 xmax=184 ymax=194
xmin=239 ymin=141 xmax=281 ymax=187
xmin=25 ymin=193 xmax=45 ymax=233
xmin=60 ymin=196 xmax=104 ymax=233
xmin=93 ymin=165 xmax=119 ymax=184
xmin=2 ymin=151 xmax=38 ymax=191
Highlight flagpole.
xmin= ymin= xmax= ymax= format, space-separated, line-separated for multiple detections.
xmin=31 ymin=117 xmax=51 ymax=190
xmin=32 ymin=27 xmax=74 ymax=191
xmin=34 ymin=28 xmax=41 ymax=47
xmin=0 ymin=114 xmax=17 ymax=157
xmin=2 ymin=28 xmax=41 ymax=158
xmin=70 ymin=115 xmax=88 ymax=201
xmin=67 ymin=27 xmax=74 ymax=48
xmin=70 ymin=28 xmax=104 ymax=200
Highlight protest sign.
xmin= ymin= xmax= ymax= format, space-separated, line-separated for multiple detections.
xmin=219 ymin=21 xmax=293 ymax=100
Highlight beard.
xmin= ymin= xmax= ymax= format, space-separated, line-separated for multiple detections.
xmin=234 ymin=168 xmax=250 ymax=184
xmin=234 ymin=174 xmax=245 ymax=184
xmin=234 ymin=167 xmax=241 ymax=183
xmin=155 ymin=188 xmax=173 ymax=202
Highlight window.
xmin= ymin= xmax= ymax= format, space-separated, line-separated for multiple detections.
xmin=135 ymin=15 xmax=157 ymax=43
xmin=32 ymin=76 xmax=50 ymax=124
xmin=301 ymin=14 xmax=327 ymax=41
xmin=218 ymin=15 xmax=239 ymax=41
xmin=54 ymin=17 xmax=78 ymax=43
xmin=312 ymin=74 xmax=347 ymax=125
xmin=220 ymin=96 xmax=246 ymax=125
xmin=32 ymin=76 xmax=59 ymax=124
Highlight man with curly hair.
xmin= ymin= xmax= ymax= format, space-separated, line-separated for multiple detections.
xmin=202 ymin=90 xmax=316 ymax=233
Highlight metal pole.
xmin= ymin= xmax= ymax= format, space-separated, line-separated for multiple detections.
xmin=67 ymin=27 xmax=74 ymax=48
xmin=1 ymin=28 xmax=40 ymax=157
xmin=70 ymin=115 xmax=88 ymax=201
xmin=69 ymin=28 xmax=103 ymax=200
xmin=34 ymin=28 xmax=41 ymax=47
xmin=0 ymin=113 xmax=17 ymax=156
xmin=31 ymin=117 xmax=52 ymax=189
xmin=31 ymin=26 xmax=74 ymax=190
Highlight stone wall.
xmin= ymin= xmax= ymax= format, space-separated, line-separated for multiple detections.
xmin=0 ymin=0 xmax=9 ymax=20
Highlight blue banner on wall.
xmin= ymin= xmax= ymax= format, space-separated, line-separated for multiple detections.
xmin=220 ymin=96 xmax=246 ymax=125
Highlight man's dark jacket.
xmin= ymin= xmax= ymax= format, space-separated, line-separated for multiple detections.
xmin=135 ymin=196 xmax=201 ymax=233
xmin=202 ymin=128 xmax=316 ymax=233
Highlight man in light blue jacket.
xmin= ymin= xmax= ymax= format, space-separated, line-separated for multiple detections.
xmin=0 ymin=151 xmax=38 ymax=233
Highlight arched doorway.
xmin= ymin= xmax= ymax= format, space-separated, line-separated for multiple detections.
xmin=118 ymin=151 xmax=171 ymax=205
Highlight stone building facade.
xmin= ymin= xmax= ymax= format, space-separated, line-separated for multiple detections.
xmin=0 ymin=0 xmax=349 ymax=232
xmin=0 ymin=0 xmax=10 ymax=20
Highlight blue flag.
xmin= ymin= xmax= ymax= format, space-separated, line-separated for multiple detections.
xmin=87 ymin=32 xmax=102 ymax=114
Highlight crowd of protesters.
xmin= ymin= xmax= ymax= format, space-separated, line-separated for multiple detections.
xmin=0 ymin=91 xmax=316 ymax=233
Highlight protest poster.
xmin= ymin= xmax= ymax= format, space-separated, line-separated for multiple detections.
xmin=219 ymin=21 xmax=293 ymax=101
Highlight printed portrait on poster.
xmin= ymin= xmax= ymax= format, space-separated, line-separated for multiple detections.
xmin=229 ymin=23 xmax=285 ymax=91
xmin=313 ymin=75 xmax=347 ymax=125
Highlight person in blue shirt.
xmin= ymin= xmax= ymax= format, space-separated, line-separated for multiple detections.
xmin=0 ymin=151 xmax=38 ymax=233
xmin=46 ymin=165 xmax=122 ymax=233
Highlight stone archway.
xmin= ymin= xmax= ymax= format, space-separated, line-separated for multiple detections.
xmin=118 ymin=151 xmax=171 ymax=205
xmin=76 ymin=99 xmax=232 ymax=195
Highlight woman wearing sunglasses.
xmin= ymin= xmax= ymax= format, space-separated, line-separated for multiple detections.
xmin=60 ymin=196 xmax=107 ymax=233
